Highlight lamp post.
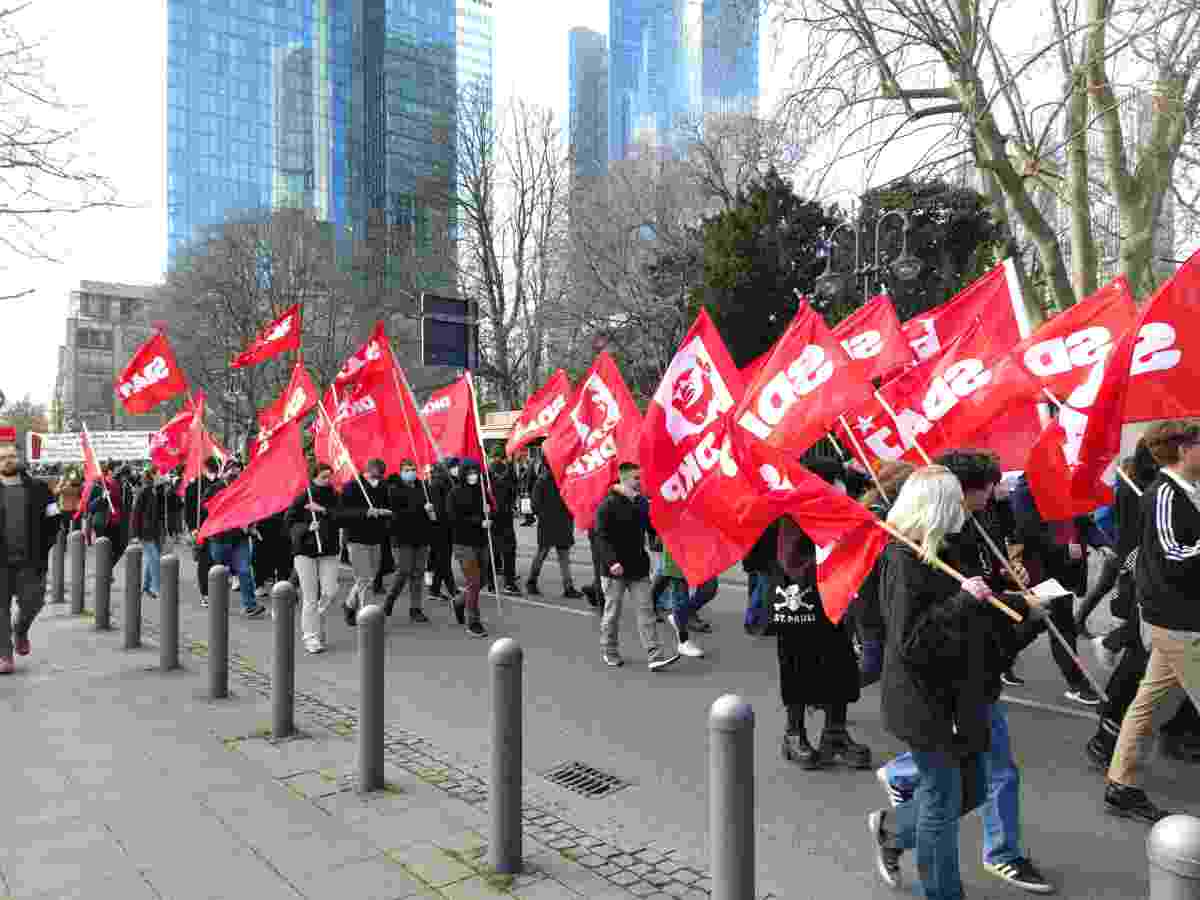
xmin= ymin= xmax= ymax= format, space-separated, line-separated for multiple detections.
xmin=868 ymin=209 xmax=923 ymax=294
xmin=816 ymin=208 xmax=923 ymax=304
xmin=815 ymin=221 xmax=865 ymax=304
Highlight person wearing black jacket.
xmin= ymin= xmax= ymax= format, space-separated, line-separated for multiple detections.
xmin=184 ymin=459 xmax=222 ymax=608
xmin=251 ymin=509 xmax=291 ymax=600
xmin=867 ymin=466 xmax=996 ymax=900
xmin=1104 ymin=420 xmax=1200 ymax=824
xmin=205 ymin=460 xmax=265 ymax=618
xmin=741 ymin=520 xmax=780 ymax=636
xmin=285 ymin=463 xmax=343 ymax=654
xmin=426 ymin=460 xmax=458 ymax=601
xmin=874 ymin=451 xmax=1054 ymax=895
xmin=526 ymin=467 xmax=581 ymax=598
xmin=446 ymin=459 xmax=491 ymax=638
xmin=486 ymin=457 xmax=521 ymax=596
xmin=593 ymin=462 xmax=677 ymax=671
xmin=384 ymin=459 xmax=437 ymax=621
xmin=130 ymin=469 xmax=163 ymax=599
xmin=0 ymin=442 xmax=59 ymax=672
xmin=339 ymin=458 xmax=393 ymax=626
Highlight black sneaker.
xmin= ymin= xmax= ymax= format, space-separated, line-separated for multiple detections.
xmin=689 ymin=613 xmax=713 ymax=634
xmin=466 ymin=621 xmax=488 ymax=638
xmin=647 ymin=650 xmax=680 ymax=671
xmin=818 ymin=731 xmax=873 ymax=770
xmin=1001 ymin=670 xmax=1025 ymax=687
xmin=452 ymin=595 xmax=466 ymax=625
xmin=245 ymin=604 xmax=267 ymax=619
xmin=525 ymin=581 xmax=541 ymax=597
xmin=1086 ymin=734 xmax=1114 ymax=771
xmin=409 ymin=609 xmax=430 ymax=624
xmin=602 ymin=651 xmax=623 ymax=668
xmin=984 ymin=858 xmax=1054 ymax=894
xmin=563 ymin=587 xmax=583 ymax=600
xmin=503 ymin=582 xmax=522 ymax=596
xmin=1065 ymin=686 xmax=1101 ymax=706
xmin=867 ymin=809 xmax=902 ymax=889
xmin=1104 ymin=782 xmax=1170 ymax=823
xmin=383 ymin=594 xmax=398 ymax=617
xmin=343 ymin=603 xmax=357 ymax=627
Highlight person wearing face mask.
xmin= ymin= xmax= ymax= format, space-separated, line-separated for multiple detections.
xmin=340 ymin=458 xmax=393 ymax=627
xmin=593 ymin=462 xmax=677 ymax=671
xmin=185 ymin=458 xmax=222 ymax=608
xmin=286 ymin=463 xmax=343 ymax=653
xmin=487 ymin=455 xmax=522 ymax=596
xmin=426 ymin=459 xmax=459 ymax=602
xmin=384 ymin=459 xmax=437 ymax=621
xmin=446 ymin=459 xmax=491 ymax=637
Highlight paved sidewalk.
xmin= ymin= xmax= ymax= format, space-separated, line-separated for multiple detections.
xmin=0 ymin=606 xmax=661 ymax=900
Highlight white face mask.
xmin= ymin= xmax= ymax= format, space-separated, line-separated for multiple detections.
xmin=450 ymin=467 xmax=460 ymax=478
xmin=466 ymin=473 xmax=479 ymax=485
xmin=366 ymin=476 xmax=381 ymax=487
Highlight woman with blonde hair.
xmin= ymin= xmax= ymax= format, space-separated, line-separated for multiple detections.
xmin=867 ymin=466 xmax=994 ymax=899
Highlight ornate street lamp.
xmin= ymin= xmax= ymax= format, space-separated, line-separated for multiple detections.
xmin=872 ymin=209 xmax=923 ymax=289
xmin=815 ymin=222 xmax=862 ymax=302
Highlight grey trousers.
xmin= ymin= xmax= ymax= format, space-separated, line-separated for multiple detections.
xmin=389 ymin=543 xmax=429 ymax=612
xmin=599 ymin=576 xmax=660 ymax=657
xmin=0 ymin=565 xmax=46 ymax=657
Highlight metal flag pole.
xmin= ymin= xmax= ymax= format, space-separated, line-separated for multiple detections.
xmin=466 ymin=372 xmax=503 ymax=616
xmin=80 ymin=421 xmax=115 ymax=515
xmin=306 ymin=484 xmax=324 ymax=556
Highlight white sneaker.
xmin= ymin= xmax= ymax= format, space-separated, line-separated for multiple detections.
xmin=678 ymin=639 xmax=704 ymax=658
xmin=304 ymin=640 xmax=325 ymax=655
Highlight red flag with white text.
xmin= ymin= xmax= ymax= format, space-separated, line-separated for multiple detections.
xmin=230 ymin=304 xmax=302 ymax=369
xmin=732 ymin=299 xmax=872 ymax=458
xmin=1026 ymin=412 xmax=1113 ymax=520
xmin=506 ymin=370 xmax=571 ymax=458
xmin=115 ymin=332 xmax=190 ymax=414
xmin=902 ymin=260 xmax=1030 ymax=362
xmin=257 ymin=362 xmax=318 ymax=435
xmin=74 ymin=427 xmax=105 ymax=522
xmin=421 ymin=377 xmax=485 ymax=463
xmin=543 ymin=353 xmax=643 ymax=528
xmin=197 ymin=419 xmax=308 ymax=543
xmin=832 ymin=294 xmax=915 ymax=383
xmin=150 ymin=397 xmax=196 ymax=473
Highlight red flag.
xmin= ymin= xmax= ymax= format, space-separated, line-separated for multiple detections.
xmin=197 ymin=419 xmax=308 ymax=543
xmin=115 ymin=332 xmax=190 ymax=414
xmin=640 ymin=310 xmax=762 ymax=585
xmin=506 ymin=370 xmax=571 ymax=458
xmin=334 ymin=321 xmax=390 ymax=393
xmin=902 ymin=259 xmax=1030 ymax=362
xmin=732 ymin=299 xmax=872 ymax=457
xmin=230 ymin=304 xmax=302 ymax=369
xmin=832 ymin=294 xmax=915 ymax=383
xmin=149 ymin=398 xmax=196 ymax=473
xmin=1026 ymin=412 xmax=1113 ymax=520
xmin=421 ymin=377 xmax=485 ymax=462
xmin=543 ymin=352 xmax=643 ymax=528
xmin=1072 ymin=250 xmax=1200 ymax=503
xmin=258 ymin=362 xmax=318 ymax=435
xmin=74 ymin=427 xmax=104 ymax=522
xmin=739 ymin=347 xmax=772 ymax=386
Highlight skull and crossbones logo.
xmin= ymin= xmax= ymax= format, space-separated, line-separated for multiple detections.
xmin=773 ymin=583 xmax=815 ymax=613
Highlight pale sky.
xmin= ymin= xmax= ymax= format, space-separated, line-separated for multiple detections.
xmin=1 ymin=0 xmax=788 ymax=411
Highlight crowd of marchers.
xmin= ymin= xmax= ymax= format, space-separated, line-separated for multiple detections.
xmin=4 ymin=420 xmax=1200 ymax=900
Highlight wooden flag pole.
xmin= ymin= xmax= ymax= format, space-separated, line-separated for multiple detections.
xmin=385 ymin=344 xmax=435 ymax=508
xmin=837 ymin=414 xmax=890 ymax=505
xmin=465 ymin=372 xmax=503 ymax=615
xmin=315 ymin=396 xmax=375 ymax=511
xmin=1041 ymin=387 xmax=1143 ymax=498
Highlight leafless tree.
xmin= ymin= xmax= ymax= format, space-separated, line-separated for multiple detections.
xmin=453 ymin=84 xmax=572 ymax=408
xmin=156 ymin=210 xmax=360 ymax=449
xmin=0 ymin=4 xmax=121 ymax=300
xmin=770 ymin=0 xmax=1200 ymax=309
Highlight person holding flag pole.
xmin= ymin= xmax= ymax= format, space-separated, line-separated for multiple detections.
xmin=466 ymin=372 xmax=503 ymax=618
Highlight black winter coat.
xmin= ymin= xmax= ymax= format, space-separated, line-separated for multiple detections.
xmin=593 ymin=488 xmax=650 ymax=581
xmin=879 ymin=541 xmax=991 ymax=757
xmin=533 ymin=470 xmax=575 ymax=548
xmin=285 ymin=482 xmax=342 ymax=557
xmin=489 ymin=465 xmax=518 ymax=536
xmin=447 ymin=481 xmax=491 ymax=548
xmin=0 ymin=472 xmax=57 ymax=572
xmin=388 ymin=478 xmax=434 ymax=547
xmin=131 ymin=484 xmax=163 ymax=544
xmin=771 ymin=519 xmax=861 ymax=707
xmin=340 ymin=479 xmax=392 ymax=545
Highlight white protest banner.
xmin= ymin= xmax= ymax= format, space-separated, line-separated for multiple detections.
xmin=27 ymin=431 xmax=154 ymax=464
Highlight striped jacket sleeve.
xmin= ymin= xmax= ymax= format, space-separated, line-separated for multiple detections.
xmin=1153 ymin=482 xmax=1200 ymax=562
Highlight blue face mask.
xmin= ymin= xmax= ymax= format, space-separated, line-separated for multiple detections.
xmin=400 ymin=470 xmax=417 ymax=483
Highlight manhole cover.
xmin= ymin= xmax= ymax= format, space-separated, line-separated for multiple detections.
xmin=541 ymin=761 xmax=630 ymax=798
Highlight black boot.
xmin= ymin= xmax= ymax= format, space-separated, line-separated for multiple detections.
xmin=1087 ymin=730 xmax=1116 ymax=771
xmin=525 ymin=579 xmax=541 ymax=597
xmin=818 ymin=729 xmax=873 ymax=769
xmin=782 ymin=732 xmax=823 ymax=769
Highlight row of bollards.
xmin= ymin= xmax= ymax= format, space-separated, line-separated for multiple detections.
xmin=68 ymin=539 xmax=1200 ymax=898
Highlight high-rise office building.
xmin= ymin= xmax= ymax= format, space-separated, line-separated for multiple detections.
xmin=608 ymin=0 xmax=758 ymax=162
xmin=569 ymin=28 xmax=608 ymax=181
xmin=166 ymin=0 xmax=492 ymax=291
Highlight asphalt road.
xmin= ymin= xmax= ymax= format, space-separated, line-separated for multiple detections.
xmin=86 ymin=531 xmax=1200 ymax=900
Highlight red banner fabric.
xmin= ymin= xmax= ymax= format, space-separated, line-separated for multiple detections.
xmin=506 ymin=369 xmax=571 ymax=458
xmin=115 ymin=332 xmax=190 ymax=414
xmin=901 ymin=260 xmax=1028 ymax=362
xmin=421 ymin=376 xmax=485 ymax=463
xmin=831 ymin=294 xmax=916 ymax=383
xmin=230 ymin=304 xmax=302 ymax=369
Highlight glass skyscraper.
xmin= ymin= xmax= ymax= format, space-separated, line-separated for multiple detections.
xmin=607 ymin=0 xmax=758 ymax=162
xmin=166 ymin=0 xmax=490 ymax=285
xmin=568 ymin=28 xmax=608 ymax=181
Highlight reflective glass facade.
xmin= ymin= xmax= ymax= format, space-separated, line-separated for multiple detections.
xmin=608 ymin=0 xmax=758 ymax=162
xmin=569 ymin=28 xmax=608 ymax=181
xmin=456 ymin=0 xmax=494 ymax=100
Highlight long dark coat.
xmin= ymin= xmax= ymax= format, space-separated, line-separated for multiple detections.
xmin=533 ymin=469 xmax=575 ymax=549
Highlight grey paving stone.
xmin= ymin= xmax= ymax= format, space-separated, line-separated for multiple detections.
xmin=389 ymin=843 xmax=474 ymax=888
xmin=22 ymin=868 xmax=163 ymax=900
xmin=252 ymin=828 xmax=381 ymax=880
xmin=509 ymin=878 xmax=584 ymax=899
xmin=281 ymin=769 xmax=345 ymax=799
xmin=296 ymin=853 xmax=428 ymax=900
xmin=0 ymin=822 xmax=128 ymax=894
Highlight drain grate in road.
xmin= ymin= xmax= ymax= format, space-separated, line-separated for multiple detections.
xmin=541 ymin=761 xmax=630 ymax=799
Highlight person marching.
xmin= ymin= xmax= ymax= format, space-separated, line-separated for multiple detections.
xmin=446 ymin=459 xmax=491 ymax=638
xmin=526 ymin=465 xmax=581 ymax=599
xmin=286 ymin=463 xmax=343 ymax=654
xmin=426 ymin=460 xmax=459 ymax=602
xmin=486 ymin=455 xmax=522 ymax=596
xmin=384 ymin=458 xmax=436 ymax=622
xmin=185 ymin=458 xmax=221 ymax=608
xmin=339 ymin=457 xmax=392 ymax=626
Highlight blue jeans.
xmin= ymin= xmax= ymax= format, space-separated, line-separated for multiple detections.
xmin=209 ymin=538 xmax=256 ymax=611
xmin=885 ymin=705 xmax=1020 ymax=867
xmin=860 ymin=638 xmax=884 ymax=686
xmin=745 ymin=572 xmax=770 ymax=628
xmin=886 ymin=751 xmax=974 ymax=900
xmin=664 ymin=578 xmax=718 ymax=625
xmin=141 ymin=540 xmax=161 ymax=596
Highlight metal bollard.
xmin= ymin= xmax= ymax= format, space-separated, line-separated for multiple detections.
xmin=93 ymin=537 xmax=113 ymax=631
xmin=68 ymin=530 xmax=85 ymax=614
xmin=489 ymin=638 xmax=523 ymax=875
xmin=271 ymin=582 xmax=297 ymax=740
xmin=357 ymin=604 xmax=386 ymax=793
xmin=1148 ymin=814 xmax=1200 ymax=900
xmin=709 ymin=694 xmax=755 ymax=900
xmin=123 ymin=543 xmax=143 ymax=650
xmin=208 ymin=564 xmax=230 ymax=699
xmin=160 ymin=555 xmax=180 ymax=671
xmin=51 ymin=529 xmax=66 ymax=604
